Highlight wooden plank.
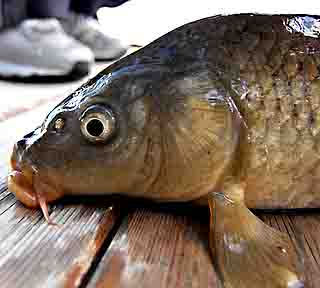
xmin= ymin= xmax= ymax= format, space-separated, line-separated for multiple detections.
xmin=0 ymin=184 xmax=121 ymax=288
xmin=89 ymin=209 xmax=320 ymax=288
xmin=87 ymin=208 xmax=219 ymax=288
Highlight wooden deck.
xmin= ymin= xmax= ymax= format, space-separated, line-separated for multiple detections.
xmin=0 ymin=63 xmax=319 ymax=288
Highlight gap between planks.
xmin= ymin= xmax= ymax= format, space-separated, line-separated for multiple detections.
xmin=0 ymin=182 xmax=124 ymax=288
xmin=86 ymin=209 xmax=320 ymax=288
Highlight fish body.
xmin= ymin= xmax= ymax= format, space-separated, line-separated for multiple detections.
xmin=9 ymin=14 xmax=320 ymax=287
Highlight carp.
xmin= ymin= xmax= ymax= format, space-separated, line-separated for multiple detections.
xmin=10 ymin=14 xmax=320 ymax=287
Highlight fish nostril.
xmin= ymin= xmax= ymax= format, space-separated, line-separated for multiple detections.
xmin=16 ymin=139 xmax=26 ymax=150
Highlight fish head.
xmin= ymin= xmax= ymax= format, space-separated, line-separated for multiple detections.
xmin=9 ymin=60 xmax=242 ymax=212
xmin=9 ymin=65 xmax=162 ymax=209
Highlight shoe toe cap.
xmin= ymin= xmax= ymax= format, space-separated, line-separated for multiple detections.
xmin=64 ymin=42 xmax=95 ymax=65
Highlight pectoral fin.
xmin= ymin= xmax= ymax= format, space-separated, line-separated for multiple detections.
xmin=208 ymin=185 xmax=305 ymax=288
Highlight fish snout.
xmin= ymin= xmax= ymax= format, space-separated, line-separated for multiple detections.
xmin=8 ymin=146 xmax=38 ymax=208
xmin=8 ymin=141 xmax=64 ymax=211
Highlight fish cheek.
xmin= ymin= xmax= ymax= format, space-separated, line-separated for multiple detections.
xmin=53 ymin=141 xmax=150 ymax=195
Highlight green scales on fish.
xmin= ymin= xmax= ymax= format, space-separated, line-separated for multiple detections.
xmin=8 ymin=14 xmax=320 ymax=287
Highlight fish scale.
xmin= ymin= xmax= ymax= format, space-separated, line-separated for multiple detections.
xmin=230 ymin=19 xmax=320 ymax=207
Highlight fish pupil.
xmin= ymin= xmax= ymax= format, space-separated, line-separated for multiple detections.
xmin=86 ymin=119 xmax=104 ymax=137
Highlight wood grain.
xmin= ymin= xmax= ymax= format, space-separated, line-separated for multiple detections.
xmin=87 ymin=208 xmax=219 ymax=288
xmin=0 ymin=183 xmax=121 ymax=288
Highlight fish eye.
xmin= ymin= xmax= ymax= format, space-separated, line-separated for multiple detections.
xmin=80 ymin=105 xmax=116 ymax=143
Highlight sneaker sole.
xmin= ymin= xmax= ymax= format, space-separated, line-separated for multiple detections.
xmin=0 ymin=61 xmax=91 ymax=83
xmin=94 ymin=47 xmax=128 ymax=62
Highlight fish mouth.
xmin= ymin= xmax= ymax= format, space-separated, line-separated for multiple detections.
xmin=9 ymin=158 xmax=37 ymax=207
xmin=8 ymin=145 xmax=64 ymax=223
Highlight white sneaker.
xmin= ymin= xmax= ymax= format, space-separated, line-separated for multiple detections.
xmin=61 ymin=13 xmax=128 ymax=60
xmin=0 ymin=19 xmax=94 ymax=78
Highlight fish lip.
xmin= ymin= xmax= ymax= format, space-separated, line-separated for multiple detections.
xmin=8 ymin=148 xmax=38 ymax=207
xmin=8 ymin=144 xmax=64 ymax=209
xmin=10 ymin=144 xmax=21 ymax=172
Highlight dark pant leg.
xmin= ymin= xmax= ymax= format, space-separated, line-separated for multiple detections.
xmin=27 ymin=0 xmax=71 ymax=18
xmin=1 ymin=0 xmax=28 ymax=28
xmin=70 ymin=0 xmax=130 ymax=17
